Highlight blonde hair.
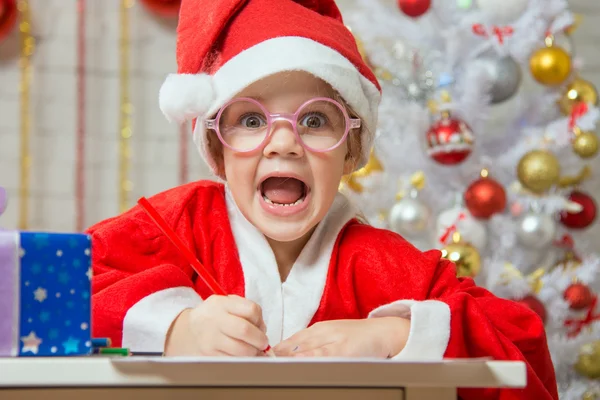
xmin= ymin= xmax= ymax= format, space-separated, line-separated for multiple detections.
xmin=332 ymin=91 xmax=364 ymax=168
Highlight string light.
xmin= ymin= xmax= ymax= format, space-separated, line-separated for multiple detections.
xmin=119 ymin=0 xmax=134 ymax=213
xmin=18 ymin=0 xmax=34 ymax=230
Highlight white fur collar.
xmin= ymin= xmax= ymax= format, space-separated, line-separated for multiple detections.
xmin=224 ymin=186 xmax=358 ymax=345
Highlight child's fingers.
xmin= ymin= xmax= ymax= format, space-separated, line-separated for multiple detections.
xmin=274 ymin=337 xmax=304 ymax=355
xmin=224 ymin=295 xmax=266 ymax=327
xmin=275 ymin=334 xmax=333 ymax=356
xmin=258 ymin=318 xmax=267 ymax=334
xmin=275 ymin=323 xmax=324 ymax=349
xmin=293 ymin=344 xmax=340 ymax=358
xmin=273 ymin=340 xmax=296 ymax=355
xmin=216 ymin=335 xmax=262 ymax=357
xmin=220 ymin=314 xmax=269 ymax=351
xmin=197 ymin=348 xmax=230 ymax=357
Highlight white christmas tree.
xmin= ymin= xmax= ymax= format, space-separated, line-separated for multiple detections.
xmin=341 ymin=0 xmax=600 ymax=397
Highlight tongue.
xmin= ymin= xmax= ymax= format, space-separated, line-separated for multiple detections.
xmin=262 ymin=177 xmax=304 ymax=204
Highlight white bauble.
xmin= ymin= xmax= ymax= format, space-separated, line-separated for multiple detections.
xmin=476 ymin=0 xmax=529 ymax=24
xmin=367 ymin=212 xmax=390 ymax=230
xmin=435 ymin=207 xmax=487 ymax=251
xmin=516 ymin=211 xmax=556 ymax=249
xmin=389 ymin=196 xmax=431 ymax=238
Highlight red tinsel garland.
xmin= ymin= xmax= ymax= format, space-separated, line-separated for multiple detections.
xmin=139 ymin=0 xmax=181 ymax=17
xmin=0 ymin=0 xmax=18 ymax=43
xmin=565 ymin=296 xmax=600 ymax=337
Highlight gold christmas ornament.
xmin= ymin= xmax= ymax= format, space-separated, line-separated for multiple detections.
xmin=353 ymin=148 xmax=384 ymax=178
xmin=396 ymin=171 xmax=426 ymax=200
xmin=583 ymin=391 xmax=599 ymax=400
xmin=356 ymin=37 xmax=367 ymax=60
xmin=551 ymin=251 xmax=582 ymax=273
xmin=575 ymin=341 xmax=600 ymax=379
xmin=355 ymin=37 xmax=373 ymax=69
xmin=529 ymin=37 xmax=572 ymax=86
xmin=410 ymin=171 xmax=426 ymax=190
xmin=441 ymin=232 xmax=481 ymax=278
xmin=516 ymin=150 xmax=561 ymax=194
xmin=339 ymin=149 xmax=384 ymax=193
xmin=499 ymin=263 xmax=545 ymax=294
xmin=572 ymin=127 xmax=599 ymax=159
xmin=558 ymin=165 xmax=592 ymax=188
xmin=119 ymin=0 xmax=134 ymax=213
xmin=559 ymin=77 xmax=599 ymax=115
xmin=565 ymin=14 xmax=583 ymax=35
xmin=18 ymin=0 xmax=34 ymax=229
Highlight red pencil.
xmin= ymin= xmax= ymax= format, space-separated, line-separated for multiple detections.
xmin=137 ymin=197 xmax=274 ymax=357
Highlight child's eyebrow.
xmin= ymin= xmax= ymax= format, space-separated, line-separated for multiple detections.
xmin=236 ymin=95 xmax=266 ymax=103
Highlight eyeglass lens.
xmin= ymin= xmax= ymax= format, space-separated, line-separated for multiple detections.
xmin=217 ymin=99 xmax=348 ymax=152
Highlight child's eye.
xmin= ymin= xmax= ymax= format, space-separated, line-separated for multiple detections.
xmin=299 ymin=113 xmax=327 ymax=129
xmin=239 ymin=113 xmax=267 ymax=129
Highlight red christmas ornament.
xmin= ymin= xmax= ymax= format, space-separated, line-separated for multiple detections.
xmin=426 ymin=114 xmax=475 ymax=165
xmin=464 ymin=174 xmax=507 ymax=219
xmin=0 ymin=0 xmax=18 ymax=43
xmin=397 ymin=0 xmax=431 ymax=18
xmin=560 ymin=190 xmax=597 ymax=229
xmin=564 ymin=283 xmax=594 ymax=310
xmin=515 ymin=295 xmax=547 ymax=324
xmin=140 ymin=0 xmax=181 ymax=17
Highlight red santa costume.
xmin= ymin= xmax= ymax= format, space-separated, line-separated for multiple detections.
xmin=89 ymin=0 xmax=558 ymax=399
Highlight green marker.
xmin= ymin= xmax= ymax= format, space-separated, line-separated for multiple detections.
xmin=94 ymin=347 xmax=130 ymax=356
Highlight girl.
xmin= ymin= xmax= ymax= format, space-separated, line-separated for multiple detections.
xmin=89 ymin=0 xmax=559 ymax=398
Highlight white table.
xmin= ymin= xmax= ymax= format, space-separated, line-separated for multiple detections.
xmin=0 ymin=357 xmax=526 ymax=400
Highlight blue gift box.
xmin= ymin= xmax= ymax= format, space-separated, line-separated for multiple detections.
xmin=0 ymin=231 xmax=92 ymax=357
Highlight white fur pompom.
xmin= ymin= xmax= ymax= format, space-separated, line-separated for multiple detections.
xmin=159 ymin=73 xmax=215 ymax=124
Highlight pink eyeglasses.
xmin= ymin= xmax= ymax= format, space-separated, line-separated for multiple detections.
xmin=205 ymin=97 xmax=361 ymax=153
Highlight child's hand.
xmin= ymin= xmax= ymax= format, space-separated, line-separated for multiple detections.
xmin=273 ymin=317 xmax=410 ymax=358
xmin=164 ymin=295 xmax=269 ymax=357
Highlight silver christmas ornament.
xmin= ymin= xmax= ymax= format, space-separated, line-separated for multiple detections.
xmin=386 ymin=45 xmax=444 ymax=104
xmin=516 ymin=211 xmax=556 ymax=249
xmin=478 ymin=54 xmax=522 ymax=104
xmin=389 ymin=190 xmax=431 ymax=238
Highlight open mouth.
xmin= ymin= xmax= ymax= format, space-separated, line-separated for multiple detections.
xmin=259 ymin=176 xmax=309 ymax=207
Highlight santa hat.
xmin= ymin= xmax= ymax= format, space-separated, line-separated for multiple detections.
xmin=159 ymin=0 xmax=382 ymax=175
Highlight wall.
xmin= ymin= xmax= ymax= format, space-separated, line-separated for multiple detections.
xmin=0 ymin=0 xmax=598 ymax=232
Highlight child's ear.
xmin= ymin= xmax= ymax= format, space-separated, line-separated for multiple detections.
xmin=214 ymin=150 xmax=226 ymax=178
xmin=206 ymin=132 xmax=226 ymax=178
xmin=215 ymin=159 xmax=226 ymax=179
xmin=343 ymin=134 xmax=361 ymax=175
xmin=343 ymin=155 xmax=358 ymax=175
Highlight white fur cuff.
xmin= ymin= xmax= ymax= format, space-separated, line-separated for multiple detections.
xmin=368 ymin=299 xmax=451 ymax=361
xmin=122 ymin=286 xmax=203 ymax=352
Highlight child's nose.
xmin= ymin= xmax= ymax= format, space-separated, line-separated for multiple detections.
xmin=263 ymin=120 xmax=304 ymax=158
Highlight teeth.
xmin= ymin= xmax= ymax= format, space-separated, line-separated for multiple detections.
xmin=262 ymin=195 xmax=305 ymax=206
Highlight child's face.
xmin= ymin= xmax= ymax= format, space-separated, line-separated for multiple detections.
xmin=220 ymin=71 xmax=357 ymax=243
